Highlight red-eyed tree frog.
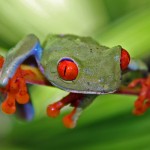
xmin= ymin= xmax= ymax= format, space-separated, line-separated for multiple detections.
xmin=0 ymin=34 xmax=149 ymax=128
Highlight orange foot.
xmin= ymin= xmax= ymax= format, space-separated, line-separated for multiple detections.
xmin=0 ymin=56 xmax=36 ymax=114
xmin=128 ymin=75 xmax=150 ymax=115
xmin=47 ymin=93 xmax=84 ymax=128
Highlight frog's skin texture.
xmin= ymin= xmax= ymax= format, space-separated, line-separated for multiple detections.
xmin=41 ymin=34 xmax=121 ymax=94
xmin=0 ymin=34 xmax=149 ymax=128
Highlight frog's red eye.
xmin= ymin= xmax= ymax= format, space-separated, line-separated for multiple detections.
xmin=120 ymin=49 xmax=130 ymax=70
xmin=57 ymin=59 xmax=78 ymax=81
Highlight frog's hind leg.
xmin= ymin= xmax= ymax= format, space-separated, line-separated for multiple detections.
xmin=0 ymin=34 xmax=43 ymax=87
xmin=0 ymin=34 xmax=43 ymax=114
xmin=47 ymin=93 xmax=96 ymax=128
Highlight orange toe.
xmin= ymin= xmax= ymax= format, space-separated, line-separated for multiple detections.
xmin=1 ymin=98 xmax=16 ymax=114
xmin=47 ymin=103 xmax=62 ymax=118
xmin=16 ymin=92 xmax=29 ymax=104
xmin=63 ymin=114 xmax=75 ymax=128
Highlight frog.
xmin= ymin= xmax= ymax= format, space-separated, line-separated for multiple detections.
xmin=0 ymin=34 xmax=149 ymax=128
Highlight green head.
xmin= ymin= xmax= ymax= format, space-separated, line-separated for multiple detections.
xmin=41 ymin=34 xmax=122 ymax=94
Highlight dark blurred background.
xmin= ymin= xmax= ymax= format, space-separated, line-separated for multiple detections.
xmin=0 ymin=0 xmax=150 ymax=150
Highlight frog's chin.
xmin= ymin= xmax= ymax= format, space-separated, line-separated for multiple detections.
xmin=50 ymin=81 xmax=117 ymax=94
xmin=64 ymin=89 xmax=117 ymax=94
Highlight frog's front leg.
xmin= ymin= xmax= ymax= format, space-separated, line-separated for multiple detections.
xmin=0 ymin=34 xmax=43 ymax=114
xmin=127 ymin=59 xmax=150 ymax=115
xmin=47 ymin=93 xmax=96 ymax=128
xmin=128 ymin=75 xmax=150 ymax=115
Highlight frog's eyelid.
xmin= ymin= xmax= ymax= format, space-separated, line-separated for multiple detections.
xmin=57 ymin=57 xmax=74 ymax=64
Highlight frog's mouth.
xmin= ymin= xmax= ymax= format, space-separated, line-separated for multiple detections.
xmin=50 ymin=80 xmax=119 ymax=94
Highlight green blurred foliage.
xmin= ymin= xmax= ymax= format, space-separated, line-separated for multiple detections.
xmin=0 ymin=0 xmax=150 ymax=150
